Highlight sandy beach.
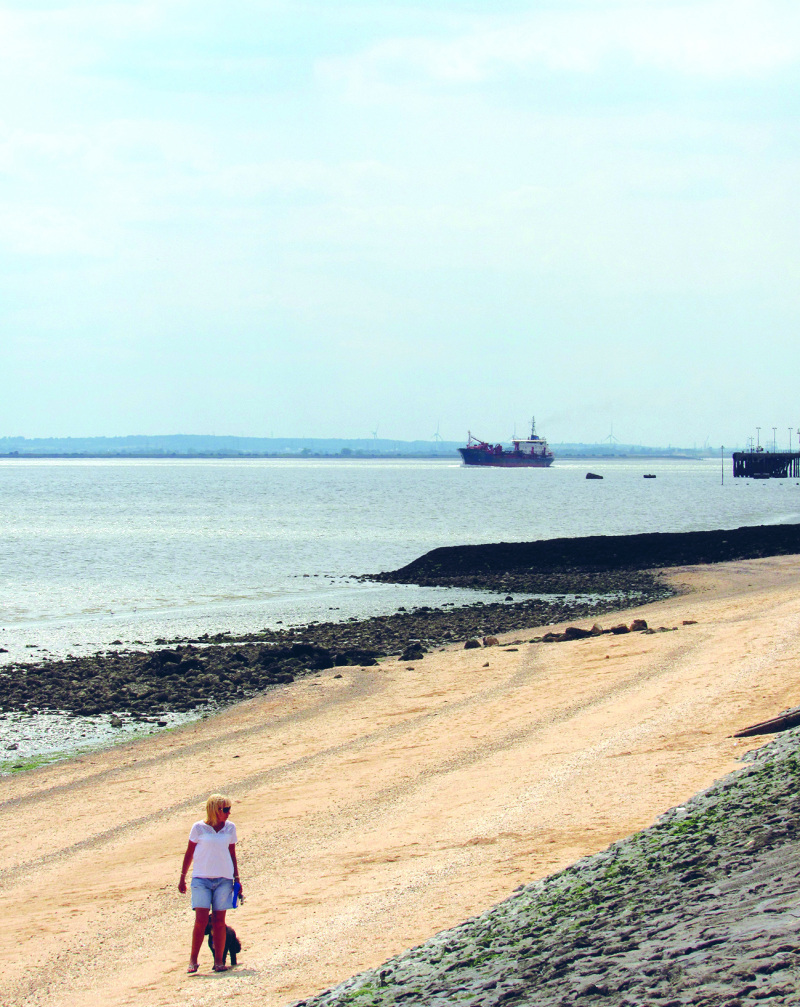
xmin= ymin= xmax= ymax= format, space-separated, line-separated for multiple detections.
xmin=4 ymin=555 xmax=800 ymax=1007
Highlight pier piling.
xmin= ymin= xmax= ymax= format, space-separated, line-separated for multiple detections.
xmin=732 ymin=450 xmax=800 ymax=478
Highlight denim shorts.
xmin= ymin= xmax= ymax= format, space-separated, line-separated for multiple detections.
xmin=191 ymin=876 xmax=234 ymax=911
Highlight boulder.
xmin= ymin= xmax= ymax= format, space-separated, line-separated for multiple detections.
xmin=610 ymin=624 xmax=630 ymax=635
xmin=464 ymin=639 xmax=481 ymax=650
xmin=145 ymin=650 xmax=182 ymax=670
xmin=563 ymin=626 xmax=591 ymax=640
xmin=630 ymin=619 xmax=648 ymax=632
xmin=483 ymin=636 xmax=499 ymax=647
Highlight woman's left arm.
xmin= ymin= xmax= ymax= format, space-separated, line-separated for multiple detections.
xmin=229 ymin=843 xmax=243 ymax=898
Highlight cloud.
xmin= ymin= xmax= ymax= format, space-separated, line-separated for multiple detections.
xmin=320 ymin=0 xmax=800 ymax=97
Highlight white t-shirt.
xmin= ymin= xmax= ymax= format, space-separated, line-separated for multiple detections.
xmin=188 ymin=820 xmax=237 ymax=879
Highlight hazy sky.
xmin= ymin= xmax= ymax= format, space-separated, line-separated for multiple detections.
xmin=2 ymin=0 xmax=799 ymax=447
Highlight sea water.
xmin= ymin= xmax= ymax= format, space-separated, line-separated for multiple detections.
xmin=2 ymin=455 xmax=798 ymax=767
xmin=1 ymin=455 xmax=798 ymax=667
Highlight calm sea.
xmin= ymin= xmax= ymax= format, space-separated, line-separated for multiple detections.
xmin=1 ymin=455 xmax=798 ymax=666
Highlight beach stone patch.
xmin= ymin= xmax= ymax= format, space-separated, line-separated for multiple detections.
xmin=0 ymin=640 xmax=383 ymax=718
xmin=291 ymin=729 xmax=800 ymax=1007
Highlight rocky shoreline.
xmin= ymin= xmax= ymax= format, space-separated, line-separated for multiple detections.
xmin=294 ymin=730 xmax=800 ymax=1007
xmin=0 ymin=584 xmax=664 ymax=719
xmin=0 ymin=556 xmax=681 ymax=722
xmin=4 ymin=522 xmax=799 ymax=721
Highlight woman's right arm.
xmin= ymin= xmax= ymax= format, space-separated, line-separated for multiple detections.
xmin=178 ymin=840 xmax=197 ymax=893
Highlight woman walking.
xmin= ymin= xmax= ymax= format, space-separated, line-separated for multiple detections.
xmin=178 ymin=793 xmax=242 ymax=973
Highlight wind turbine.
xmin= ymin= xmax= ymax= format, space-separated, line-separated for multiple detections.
xmin=372 ymin=424 xmax=379 ymax=441
xmin=432 ymin=421 xmax=443 ymax=443
xmin=604 ymin=424 xmax=620 ymax=445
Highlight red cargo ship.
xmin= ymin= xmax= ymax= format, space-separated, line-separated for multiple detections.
xmin=458 ymin=418 xmax=554 ymax=467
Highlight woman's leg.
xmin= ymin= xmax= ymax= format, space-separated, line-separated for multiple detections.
xmin=212 ymin=909 xmax=228 ymax=968
xmin=190 ymin=908 xmax=211 ymax=966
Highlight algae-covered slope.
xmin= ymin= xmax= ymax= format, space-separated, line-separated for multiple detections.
xmin=294 ymin=732 xmax=800 ymax=1007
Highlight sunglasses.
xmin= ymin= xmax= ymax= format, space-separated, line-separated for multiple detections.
xmin=222 ymin=807 xmax=231 ymax=814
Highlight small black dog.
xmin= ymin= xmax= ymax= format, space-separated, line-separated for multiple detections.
xmin=205 ymin=915 xmax=241 ymax=967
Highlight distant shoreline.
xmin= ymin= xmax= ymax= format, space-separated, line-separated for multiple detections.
xmin=0 ymin=450 xmax=718 ymax=460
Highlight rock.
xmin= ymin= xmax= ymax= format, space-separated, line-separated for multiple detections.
xmin=563 ymin=626 xmax=591 ymax=640
xmin=110 ymin=715 xmax=123 ymax=728
xmin=610 ymin=624 xmax=630 ymax=634
xmin=483 ymin=636 xmax=499 ymax=647
xmin=464 ymin=639 xmax=481 ymax=650
xmin=590 ymin=624 xmax=604 ymax=636
xmin=542 ymin=632 xmax=563 ymax=643
xmin=145 ymin=650 xmax=182 ymax=670
xmin=630 ymin=618 xmax=648 ymax=631
xmin=5 ymin=743 xmax=18 ymax=750
xmin=400 ymin=645 xmax=425 ymax=661
xmin=585 ymin=472 xmax=603 ymax=479
xmin=177 ymin=657 xmax=203 ymax=672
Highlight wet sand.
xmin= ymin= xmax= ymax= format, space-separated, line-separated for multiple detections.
xmin=3 ymin=556 xmax=800 ymax=1007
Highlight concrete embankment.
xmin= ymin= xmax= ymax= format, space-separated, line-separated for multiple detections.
xmin=373 ymin=522 xmax=800 ymax=594
xmin=295 ymin=729 xmax=800 ymax=1007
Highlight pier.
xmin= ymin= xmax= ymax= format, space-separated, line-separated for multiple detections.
xmin=732 ymin=450 xmax=800 ymax=478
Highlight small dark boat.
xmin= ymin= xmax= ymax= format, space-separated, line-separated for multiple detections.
xmin=585 ymin=472 xmax=603 ymax=480
xmin=644 ymin=474 xmax=656 ymax=479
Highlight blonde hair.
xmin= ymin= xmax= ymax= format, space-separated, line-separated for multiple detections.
xmin=205 ymin=793 xmax=232 ymax=826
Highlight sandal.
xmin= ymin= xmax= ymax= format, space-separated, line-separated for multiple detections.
xmin=187 ymin=964 xmax=199 ymax=974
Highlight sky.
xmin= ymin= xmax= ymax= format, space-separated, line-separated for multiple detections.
xmin=2 ymin=0 xmax=799 ymax=448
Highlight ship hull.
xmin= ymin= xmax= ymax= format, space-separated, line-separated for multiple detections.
xmin=458 ymin=448 xmax=554 ymax=467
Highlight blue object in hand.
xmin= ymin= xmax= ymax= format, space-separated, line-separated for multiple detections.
xmin=232 ymin=881 xmax=241 ymax=908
